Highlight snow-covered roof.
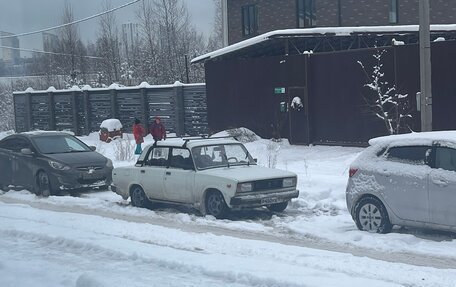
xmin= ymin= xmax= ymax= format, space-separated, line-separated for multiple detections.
xmin=13 ymin=81 xmax=205 ymax=95
xmin=192 ymin=24 xmax=456 ymax=63
xmin=100 ymin=119 xmax=123 ymax=131
xmin=369 ymin=131 xmax=456 ymax=146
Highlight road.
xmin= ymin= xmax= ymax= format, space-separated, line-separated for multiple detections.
xmin=1 ymin=195 xmax=456 ymax=287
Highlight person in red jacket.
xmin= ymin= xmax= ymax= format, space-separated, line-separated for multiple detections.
xmin=133 ymin=118 xmax=145 ymax=155
xmin=149 ymin=116 xmax=166 ymax=144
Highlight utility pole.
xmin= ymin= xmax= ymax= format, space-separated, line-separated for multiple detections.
xmin=419 ymin=0 xmax=432 ymax=131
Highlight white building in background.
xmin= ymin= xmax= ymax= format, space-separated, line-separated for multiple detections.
xmin=42 ymin=32 xmax=59 ymax=52
xmin=1 ymin=31 xmax=20 ymax=65
xmin=121 ymin=23 xmax=139 ymax=59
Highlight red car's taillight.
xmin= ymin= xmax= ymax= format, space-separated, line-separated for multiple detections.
xmin=349 ymin=168 xmax=358 ymax=178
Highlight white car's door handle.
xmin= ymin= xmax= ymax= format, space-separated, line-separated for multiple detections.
xmin=166 ymin=171 xmax=171 ymax=175
xmin=140 ymin=170 xmax=145 ymax=174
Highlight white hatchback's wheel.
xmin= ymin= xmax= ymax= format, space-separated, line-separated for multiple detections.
xmin=355 ymin=197 xmax=392 ymax=234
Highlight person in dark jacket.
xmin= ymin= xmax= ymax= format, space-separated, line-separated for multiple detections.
xmin=149 ymin=116 xmax=166 ymax=144
xmin=133 ymin=118 xmax=145 ymax=155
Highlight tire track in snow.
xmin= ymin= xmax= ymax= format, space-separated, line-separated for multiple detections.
xmin=1 ymin=196 xmax=456 ymax=270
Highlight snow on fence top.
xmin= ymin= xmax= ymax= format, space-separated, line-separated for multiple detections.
xmin=191 ymin=24 xmax=456 ymax=63
xmin=13 ymin=81 xmax=205 ymax=94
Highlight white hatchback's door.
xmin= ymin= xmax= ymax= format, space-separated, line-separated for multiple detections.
xmin=163 ymin=148 xmax=195 ymax=203
xmin=429 ymin=146 xmax=456 ymax=227
xmin=376 ymin=145 xmax=431 ymax=223
xmin=139 ymin=146 xmax=169 ymax=200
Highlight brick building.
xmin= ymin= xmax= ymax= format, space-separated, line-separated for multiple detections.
xmin=224 ymin=0 xmax=456 ymax=45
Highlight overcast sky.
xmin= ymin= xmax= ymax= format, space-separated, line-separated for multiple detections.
xmin=0 ymin=0 xmax=215 ymax=56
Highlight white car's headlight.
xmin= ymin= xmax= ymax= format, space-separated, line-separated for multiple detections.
xmin=48 ymin=160 xmax=71 ymax=171
xmin=237 ymin=182 xmax=253 ymax=193
xmin=283 ymin=177 xmax=296 ymax=188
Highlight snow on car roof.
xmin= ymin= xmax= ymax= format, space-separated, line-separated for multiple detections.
xmin=369 ymin=131 xmax=456 ymax=146
xmin=145 ymin=137 xmax=241 ymax=150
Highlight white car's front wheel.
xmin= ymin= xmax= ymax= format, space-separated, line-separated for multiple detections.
xmin=205 ymin=191 xmax=228 ymax=219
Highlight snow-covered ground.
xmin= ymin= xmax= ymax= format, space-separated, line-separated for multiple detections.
xmin=1 ymin=131 xmax=456 ymax=286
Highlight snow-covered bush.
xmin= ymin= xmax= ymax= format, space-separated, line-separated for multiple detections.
xmin=358 ymin=49 xmax=412 ymax=135
xmin=114 ymin=137 xmax=135 ymax=161
xmin=226 ymin=127 xmax=259 ymax=143
xmin=266 ymin=141 xmax=280 ymax=168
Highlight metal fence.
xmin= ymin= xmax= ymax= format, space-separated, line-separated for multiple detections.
xmin=13 ymin=83 xmax=208 ymax=136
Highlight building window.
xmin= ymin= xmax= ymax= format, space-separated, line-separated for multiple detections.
xmin=297 ymin=0 xmax=316 ymax=28
xmin=389 ymin=0 xmax=398 ymax=24
xmin=242 ymin=5 xmax=258 ymax=36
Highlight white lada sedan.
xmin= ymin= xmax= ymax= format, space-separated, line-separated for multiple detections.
xmin=111 ymin=137 xmax=299 ymax=218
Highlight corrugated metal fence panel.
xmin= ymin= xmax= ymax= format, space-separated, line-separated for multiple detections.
xmin=13 ymin=84 xmax=208 ymax=136
xmin=116 ymin=90 xmax=142 ymax=132
xmin=89 ymin=92 xmax=112 ymax=132
xmin=54 ymin=93 xmax=74 ymax=131
xmin=146 ymin=88 xmax=177 ymax=134
xmin=183 ymin=85 xmax=208 ymax=135
xmin=31 ymin=93 xmax=50 ymax=130
xmin=14 ymin=94 xmax=28 ymax=132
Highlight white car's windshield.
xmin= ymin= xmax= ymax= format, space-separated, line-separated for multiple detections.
xmin=192 ymin=143 xmax=255 ymax=170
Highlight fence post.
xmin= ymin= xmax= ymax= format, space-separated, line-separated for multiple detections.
xmin=26 ymin=92 xmax=33 ymax=131
xmin=83 ymin=90 xmax=91 ymax=135
xmin=48 ymin=92 xmax=56 ymax=130
xmin=174 ymin=82 xmax=185 ymax=136
xmin=71 ymin=91 xmax=79 ymax=135
xmin=141 ymin=87 xmax=149 ymax=131
xmin=110 ymin=88 xmax=118 ymax=119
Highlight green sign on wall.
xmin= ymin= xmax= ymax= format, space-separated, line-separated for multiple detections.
xmin=274 ymin=87 xmax=286 ymax=94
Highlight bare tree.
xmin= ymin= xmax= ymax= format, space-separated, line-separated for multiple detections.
xmin=136 ymin=0 xmax=160 ymax=84
xmin=358 ymin=49 xmax=412 ymax=134
xmin=207 ymin=0 xmax=224 ymax=51
xmin=136 ymin=0 xmax=205 ymax=84
xmin=58 ymin=2 xmax=87 ymax=87
xmin=96 ymin=0 xmax=121 ymax=85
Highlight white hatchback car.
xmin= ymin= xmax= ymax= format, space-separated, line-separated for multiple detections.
xmin=112 ymin=137 xmax=299 ymax=218
xmin=346 ymin=131 xmax=456 ymax=233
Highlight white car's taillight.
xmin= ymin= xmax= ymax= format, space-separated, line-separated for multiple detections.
xmin=349 ymin=168 xmax=359 ymax=178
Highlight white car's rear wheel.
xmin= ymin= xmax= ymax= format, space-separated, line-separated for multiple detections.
xmin=205 ymin=191 xmax=228 ymax=219
xmin=130 ymin=186 xmax=150 ymax=208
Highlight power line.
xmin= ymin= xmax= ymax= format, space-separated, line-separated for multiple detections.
xmin=0 ymin=45 xmax=103 ymax=59
xmin=0 ymin=0 xmax=140 ymax=40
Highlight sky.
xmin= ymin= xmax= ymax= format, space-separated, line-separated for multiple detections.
xmin=0 ymin=0 xmax=216 ymax=57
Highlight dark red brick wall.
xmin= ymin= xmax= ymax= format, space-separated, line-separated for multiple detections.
xmin=227 ymin=0 xmax=456 ymax=44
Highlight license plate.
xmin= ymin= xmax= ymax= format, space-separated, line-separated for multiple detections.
xmin=82 ymin=173 xmax=103 ymax=180
xmin=261 ymin=197 xmax=281 ymax=205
